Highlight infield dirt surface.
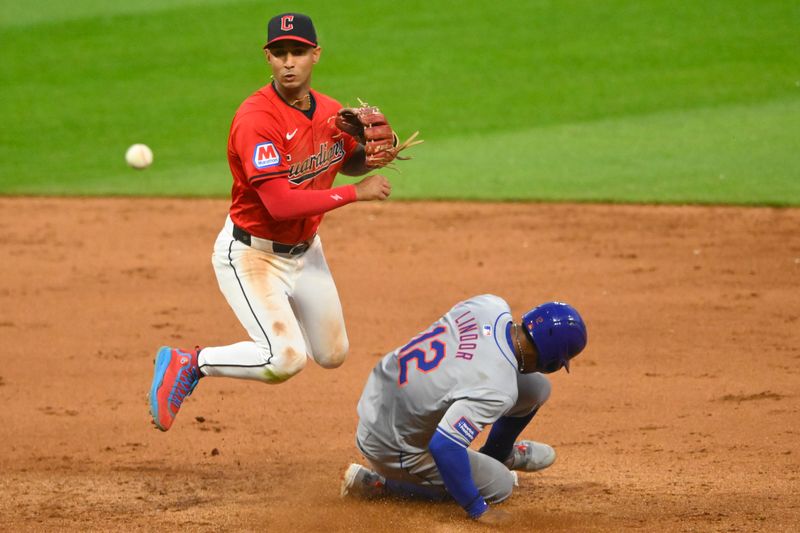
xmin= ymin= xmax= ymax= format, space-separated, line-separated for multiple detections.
xmin=1 ymin=198 xmax=798 ymax=532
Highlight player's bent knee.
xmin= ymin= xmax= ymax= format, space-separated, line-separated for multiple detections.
xmin=517 ymin=372 xmax=552 ymax=410
xmin=316 ymin=349 xmax=347 ymax=369
xmin=506 ymin=373 xmax=551 ymax=416
xmin=260 ymin=346 xmax=307 ymax=383
xmin=317 ymin=355 xmax=345 ymax=369
xmin=530 ymin=373 xmax=552 ymax=406
xmin=315 ymin=339 xmax=349 ymax=369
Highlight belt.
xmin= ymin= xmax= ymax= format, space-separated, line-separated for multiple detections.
xmin=232 ymin=224 xmax=313 ymax=256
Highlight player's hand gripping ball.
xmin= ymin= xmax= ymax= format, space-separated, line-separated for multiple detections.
xmin=335 ymin=100 xmax=423 ymax=169
xmin=125 ymin=143 xmax=153 ymax=169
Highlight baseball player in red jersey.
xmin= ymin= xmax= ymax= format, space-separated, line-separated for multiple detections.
xmin=148 ymin=13 xmax=403 ymax=431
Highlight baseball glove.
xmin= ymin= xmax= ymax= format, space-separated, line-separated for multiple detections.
xmin=335 ymin=100 xmax=423 ymax=168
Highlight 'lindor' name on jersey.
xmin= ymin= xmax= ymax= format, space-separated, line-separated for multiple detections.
xmin=288 ymin=140 xmax=346 ymax=185
xmin=454 ymin=310 xmax=480 ymax=360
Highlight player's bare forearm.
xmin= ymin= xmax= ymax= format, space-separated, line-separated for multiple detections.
xmin=339 ymin=146 xmax=371 ymax=176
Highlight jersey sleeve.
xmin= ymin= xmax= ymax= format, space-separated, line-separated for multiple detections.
xmin=435 ymin=396 xmax=514 ymax=448
xmin=253 ymin=178 xmax=357 ymax=221
xmin=231 ymin=110 xmax=290 ymax=186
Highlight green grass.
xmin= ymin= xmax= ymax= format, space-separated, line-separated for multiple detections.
xmin=401 ymin=98 xmax=800 ymax=203
xmin=1 ymin=0 xmax=798 ymax=204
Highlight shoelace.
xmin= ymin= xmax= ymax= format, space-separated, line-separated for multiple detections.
xmin=169 ymin=363 xmax=199 ymax=411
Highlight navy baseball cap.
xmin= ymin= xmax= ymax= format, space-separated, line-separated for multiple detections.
xmin=266 ymin=13 xmax=317 ymax=48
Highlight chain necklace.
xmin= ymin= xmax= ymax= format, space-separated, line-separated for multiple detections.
xmin=269 ymin=78 xmax=311 ymax=110
xmin=289 ymin=93 xmax=311 ymax=109
xmin=514 ymin=323 xmax=526 ymax=373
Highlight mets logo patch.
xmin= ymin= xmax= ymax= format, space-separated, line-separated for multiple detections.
xmin=454 ymin=417 xmax=479 ymax=443
xmin=482 ymin=324 xmax=492 ymax=336
xmin=253 ymin=142 xmax=280 ymax=169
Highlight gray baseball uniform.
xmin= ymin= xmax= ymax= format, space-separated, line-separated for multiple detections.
xmin=355 ymin=294 xmax=551 ymax=502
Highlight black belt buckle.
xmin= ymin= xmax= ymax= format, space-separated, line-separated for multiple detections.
xmin=233 ymin=223 xmax=310 ymax=255
xmin=290 ymin=242 xmax=311 ymax=255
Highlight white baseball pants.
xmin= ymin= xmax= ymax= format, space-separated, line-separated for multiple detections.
xmin=197 ymin=216 xmax=349 ymax=383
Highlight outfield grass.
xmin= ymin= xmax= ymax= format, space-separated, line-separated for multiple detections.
xmin=1 ymin=0 xmax=798 ymax=204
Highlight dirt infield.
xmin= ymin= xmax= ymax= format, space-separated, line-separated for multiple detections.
xmin=1 ymin=197 xmax=798 ymax=532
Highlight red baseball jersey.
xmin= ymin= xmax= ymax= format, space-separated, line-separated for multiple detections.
xmin=227 ymin=83 xmax=359 ymax=243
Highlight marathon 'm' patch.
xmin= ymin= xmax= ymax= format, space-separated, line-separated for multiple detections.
xmin=253 ymin=142 xmax=280 ymax=168
xmin=454 ymin=417 xmax=479 ymax=443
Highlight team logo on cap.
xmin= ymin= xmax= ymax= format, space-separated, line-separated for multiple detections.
xmin=253 ymin=142 xmax=280 ymax=168
xmin=281 ymin=15 xmax=294 ymax=31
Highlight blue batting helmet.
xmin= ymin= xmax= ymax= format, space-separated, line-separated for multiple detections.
xmin=522 ymin=302 xmax=587 ymax=373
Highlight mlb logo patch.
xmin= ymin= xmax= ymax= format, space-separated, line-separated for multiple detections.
xmin=454 ymin=417 xmax=478 ymax=443
xmin=253 ymin=142 xmax=280 ymax=169
xmin=482 ymin=324 xmax=492 ymax=336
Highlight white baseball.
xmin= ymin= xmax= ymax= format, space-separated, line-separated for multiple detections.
xmin=125 ymin=143 xmax=153 ymax=169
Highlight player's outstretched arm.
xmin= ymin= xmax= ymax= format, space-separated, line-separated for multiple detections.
xmin=254 ymin=178 xmax=355 ymax=221
xmin=254 ymin=174 xmax=391 ymax=221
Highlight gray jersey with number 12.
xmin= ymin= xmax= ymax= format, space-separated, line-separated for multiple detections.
xmin=357 ymin=294 xmax=521 ymax=456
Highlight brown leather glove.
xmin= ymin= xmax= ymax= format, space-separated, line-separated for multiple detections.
xmin=335 ymin=102 xmax=423 ymax=168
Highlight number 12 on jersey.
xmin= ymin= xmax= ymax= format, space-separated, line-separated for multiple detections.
xmin=397 ymin=325 xmax=447 ymax=386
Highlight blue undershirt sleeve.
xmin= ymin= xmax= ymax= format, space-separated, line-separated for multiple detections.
xmin=428 ymin=430 xmax=488 ymax=519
